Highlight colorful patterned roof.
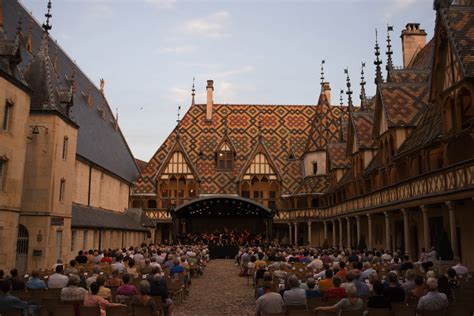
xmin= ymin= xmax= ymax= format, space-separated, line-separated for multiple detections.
xmin=388 ymin=69 xmax=430 ymax=84
xmin=352 ymin=111 xmax=375 ymax=149
xmin=328 ymin=143 xmax=350 ymax=169
xmin=441 ymin=5 xmax=474 ymax=77
xmin=135 ymin=103 xmax=325 ymax=195
xmin=294 ymin=175 xmax=330 ymax=195
xmin=396 ymin=103 xmax=443 ymax=156
xmin=379 ymin=83 xmax=430 ymax=127
xmin=305 ymin=96 xmax=348 ymax=152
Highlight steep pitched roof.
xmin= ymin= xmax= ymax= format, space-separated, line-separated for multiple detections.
xmin=441 ymin=5 xmax=474 ymax=77
xmin=328 ymin=143 xmax=350 ymax=169
xmin=294 ymin=176 xmax=329 ymax=195
xmin=396 ymin=104 xmax=443 ymax=156
xmin=379 ymin=83 xmax=430 ymax=127
xmin=352 ymin=111 xmax=375 ymax=149
xmin=388 ymin=69 xmax=431 ymax=84
xmin=4 ymin=0 xmax=140 ymax=183
xmin=135 ymin=103 xmax=318 ymax=195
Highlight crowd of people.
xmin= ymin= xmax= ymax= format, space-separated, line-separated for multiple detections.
xmin=0 ymin=244 xmax=209 ymax=316
xmin=235 ymin=246 xmax=471 ymax=315
xmin=176 ymin=228 xmax=266 ymax=247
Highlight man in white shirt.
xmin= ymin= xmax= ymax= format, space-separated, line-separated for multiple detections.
xmin=451 ymin=262 xmax=469 ymax=275
xmin=256 ymin=282 xmax=285 ymax=316
xmin=47 ymin=265 xmax=69 ymax=289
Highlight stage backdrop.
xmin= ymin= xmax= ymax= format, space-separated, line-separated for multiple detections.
xmin=185 ymin=216 xmax=264 ymax=233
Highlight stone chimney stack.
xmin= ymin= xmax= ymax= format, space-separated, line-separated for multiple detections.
xmin=322 ymin=82 xmax=331 ymax=105
xmin=206 ymin=80 xmax=214 ymax=121
xmin=401 ymin=23 xmax=427 ymax=68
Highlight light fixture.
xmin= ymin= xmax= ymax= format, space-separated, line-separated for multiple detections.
xmin=30 ymin=125 xmax=49 ymax=135
xmin=37 ymin=230 xmax=43 ymax=242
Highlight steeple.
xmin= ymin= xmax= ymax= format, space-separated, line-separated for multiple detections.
xmin=345 ymin=68 xmax=353 ymax=114
xmin=374 ymin=29 xmax=383 ymax=85
xmin=176 ymin=105 xmax=182 ymax=138
xmin=339 ymin=89 xmax=345 ymax=142
xmin=360 ymin=62 xmax=367 ymax=111
xmin=320 ymin=60 xmax=325 ymax=89
xmin=191 ymin=77 xmax=196 ymax=106
xmin=42 ymin=0 xmax=52 ymax=34
xmin=386 ymin=25 xmax=394 ymax=76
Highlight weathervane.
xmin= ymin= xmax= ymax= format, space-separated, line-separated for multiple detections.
xmin=386 ymin=25 xmax=394 ymax=72
xmin=191 ymin=77 xmax=195 ymax=106
xmin=360 ymin=62 xmax=367 ymax=110
xmin=345 ymin=68 xmax=353 ymax=112
xmin=374 ymin=28 xmax=383 ymax=85
xmin=320 ymin=60 xmax=325 ymax=87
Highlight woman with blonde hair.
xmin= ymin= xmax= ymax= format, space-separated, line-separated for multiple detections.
xmin=314 ymin=283 xmax=363 ymax=314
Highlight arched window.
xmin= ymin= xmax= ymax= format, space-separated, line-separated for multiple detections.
xmin=458 ymin=88 xmax=473 ymax=129
xmin=217 ymin=142 xmax=234 ymax=171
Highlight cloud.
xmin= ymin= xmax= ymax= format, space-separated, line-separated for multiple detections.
xmin=180 ymin=11 xmax=230 ymax=39
xmin=200 ymin=65 xmax=255 ymax=78
xmin=158 ymin=45 xmax=196 ymax=54
xmin=145 ymin=0 xmax=177 ymax=9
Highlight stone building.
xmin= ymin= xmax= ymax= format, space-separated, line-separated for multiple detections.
xmin=0 ymin=0 xmax=147 ymax=273
xmin=133 ymin=1 xmax=474 ymax=269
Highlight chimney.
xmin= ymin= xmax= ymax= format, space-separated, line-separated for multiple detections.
xmin=322 ymin=82 xmax=331 ymax=104
xmin=401 ymin=23 xmax=427 ymax=68
xmin=206 ymin=80 xmax=214 ymax=121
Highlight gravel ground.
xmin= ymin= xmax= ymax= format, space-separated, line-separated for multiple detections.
xmin=174 ymin=259 xmax=255 ymax=315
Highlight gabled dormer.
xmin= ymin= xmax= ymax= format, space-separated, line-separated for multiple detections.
xmin=430 ymin=4 xmax=474 ymax=135
xmin=213 ymin=130 xmax=236 ymax=172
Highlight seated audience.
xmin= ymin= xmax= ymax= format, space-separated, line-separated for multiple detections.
xmin=318 ymin=269 xmax=334 ymax=294
xmin=106 ymin=269 xmax=123 ymax=287
xmin=48 ymin=265 xmax=69 ymax=289
xmin=256 ymin=281 xmax=285 ymax=316
xmin=384 ymin=272 xmax=404 ymax=303
xmin=26 ymin=271 xmax=46 ymax=290
xmin=283 ymin=275 xmax=307 ymax=307
xmin=64 ymin=260 xmax=79 ymax=276
xmin=61 ymin=275 xmax=88 ymax=302
xmin=0 ymin=280 xmax=28 ymax=316
xmin=315 ymin=283 xmax=363 ymax=314
xmin=129 ymin=280 xmax=160 ymax=316
xmin=9 ymin=269 xmax=25 ymax=291
xmin=305 ymin=278 xmax=321 ymax=298
xmin=367 ymin=280 xmax=391 ymax=309
xmin=417 ymin=278 xmax=448 ymax=313
xmin=83 ymin=282 xmax=123 ymax=316
xmin=325 ymin=276 xmax=346 ymax=299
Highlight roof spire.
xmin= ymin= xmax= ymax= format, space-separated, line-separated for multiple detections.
xmin=360 ymin=62 xmax=367 ymax=110
xmin=320 ymin=60 xmax=325 ymax=88
xmin=191 ymin=77 xmax=195 ymax=106
xmin=339 ymin=89 xmax=345 ymax=142
xmin=176 ymin=105 xmax=181 ymax=138
xmin=42 ymin=0 xmax=52 ymax=34
xmin=374 ymin=28 xmax=383 ymax=85
xmin=386 ymin=25 xmax=394 ymax=75
xmin=345 ymin=68 xmax=353 ymax=113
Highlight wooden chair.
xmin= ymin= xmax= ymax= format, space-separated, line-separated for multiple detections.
xmin=340 ymin=310 xmax=364 ymax=316
xmin=308 ymin=297 xmax=324 ymax=310
xmin=53 ymin=305 xmax=75 ymax=316
xmin=287 ymin=310 xmax=313 ymax=316
xmin=132 ymin=305 xmax=154 ymax=316
xmin=392 ymin=304 xmax=416 ymax=316
xmin=367 ymin=309 xmax=394 ymax=316
xmin=11 ymin=290 xmax=30 ymax=300
xmin=44 ymin=288 xmax=62 ymax=299
xmin=0 ymin=309 xmax=23 ymax=316
xmin=107 ymin=305 xmax=128 ymax=316
xmin=447 ymin=304 xmax=471 ymax=316
xmin=151 ymin=296 xmax=164 ymax=316
xmin=261 ymin=313 xmax=286 ymax=316
xmin=79 ymin=306 xmax=101 ymax=316
xmin=108 ymin=286 xmax=118 ymax=303
xmin=419 ymin=310 xmax=446 ymax=316
xmin=315 ymin=311 xmax=337 ymax=316
xmin=28 ymin=288 xmax=46 ymax=304
xmin=42 ymin=297 xmax=61 ymax=316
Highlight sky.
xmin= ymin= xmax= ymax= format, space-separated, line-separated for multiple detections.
xmin=21 ymin=0 xmax=436 ymax=161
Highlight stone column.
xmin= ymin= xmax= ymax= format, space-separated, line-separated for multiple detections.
xmin=402 ymin=209 xmax=410 ymax=257
xmin=356 ymin=216 xmax=361 ymax=246
xmin=346 ymin=217 xmax=351 ymax=249
xmin=323 ymin=221 xmax=328 ymax=241
xmin=332 ymin=220 xmax=337 ymax=248
xmin=367 ymin=214 xmax=373 ymax=250
xmin=384 ymin=212 xmax=391 ymax=251
xmin=446 ymin=201 xmax=458 ymax=258
xmin=421 ymin=205 xmax=430 ymax=251
xmin=294 ymin=222 xmax=298 ymax=246
xmin=338 ymin=218 xmax=343 ymax=249
xmin=287 ymin=223 xmax=292 ymax=245
xmin=307 ymin=221 xmax=312 ymax=245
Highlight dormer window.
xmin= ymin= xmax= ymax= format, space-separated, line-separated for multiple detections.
xmin=217 ymin=142 xmax=234 ymax=171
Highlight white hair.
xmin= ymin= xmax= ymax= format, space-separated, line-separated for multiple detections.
xmin=345 ymin=283 xmax=357 ymax=297
xmin=426 ymin=278 xmax=438 ymax=290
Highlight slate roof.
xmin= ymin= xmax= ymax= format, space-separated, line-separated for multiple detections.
xmin=441 ymin=5 xmax=474 ymax=77
xmin=4 ymin=0 xmax=139 ymax=183
xmin=0 ymin=21 xmax=26 ymax=86
xmin=72 ymin=204 xmax=148 ymax=231
xmin=328 ymin=143 xmax=350 ymax=169
xmin=388 ymin=69 xmax=431 ymax=84
xmin=135 ymin=103 xmax=320 ymax=195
